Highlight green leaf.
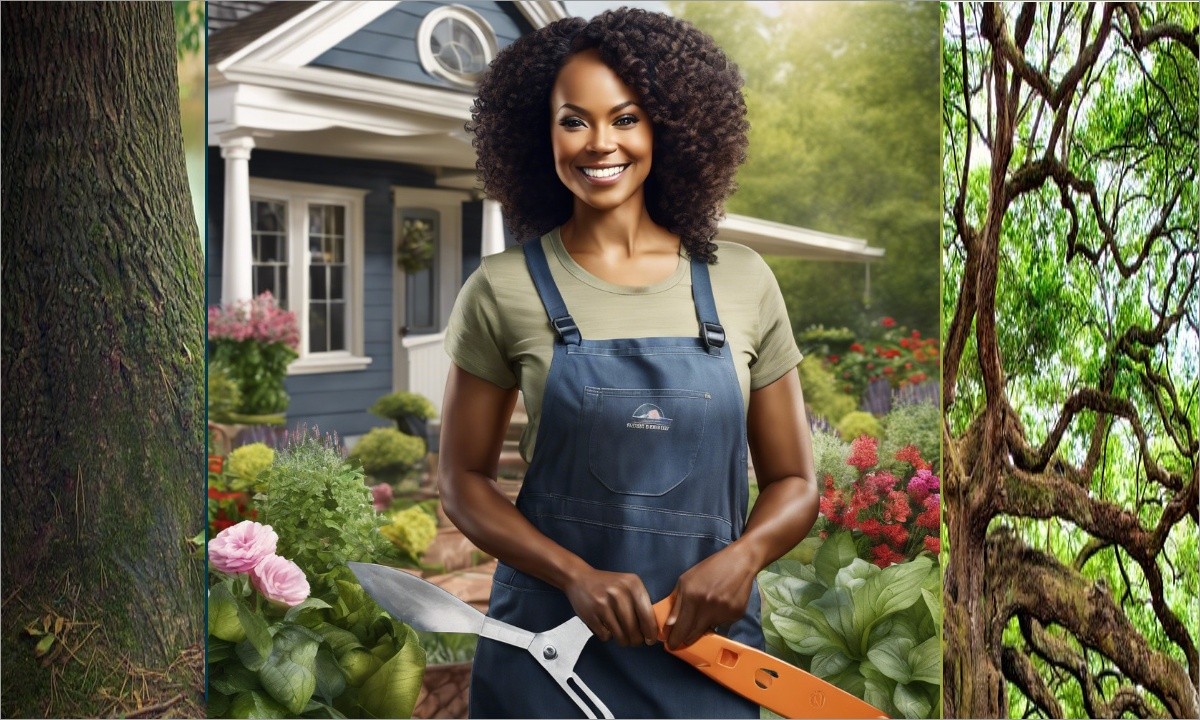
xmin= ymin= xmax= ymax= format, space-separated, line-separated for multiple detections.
xmin=314 ymin=643 xmax=347 ymax=703
xmin=920 ymin=588 xmax=941 ymax=630
xmin=810 ymin=647 xmax=853 ymax=678
xmin=312 ymin=623 xmax=364 ymax=658
xmin=357 ymin=624 xmax=426 ymax=719
xmin=210 ymin=582 xmax=247 ymax=643
xmin=772 ymin=604 xmax=845 ymax=656
xmin=212 ymin=662 xmax=264 ymax=695
xmin=814 ymin=531 xmax=858 ymax=586
xmin=237 ymin=635 xmax=272 ymax=672
xmin=814 ymin=586 xmax=860 ymax=652
xmin=835 ymin=558 xmax=878 ymax=591
xmin=259 ymin=625 xmax=321 ymax=714
xmin=229 ymin=690 xmax=290 ymax=719
xmin=893 ymin=681 xmax=933 ymax=719
xmin=285 ymin=597 xmax=333 ymax=625
xmin=863 ymin=676 xmax=897 ymax=717
xmin=209 ymin=637 xmax=236 ymax=664
xmin=236 ymin=592 xmax=274 ymax=659
xmin=790 ymin=536 xmax=824 ymax=564
xmin=863 ymin=556 xmax=931 ymax=639
xmin=866 ymin=637 xmax=915 ymax=684
xmin=907 ymin=636 xmax=941 ymax=685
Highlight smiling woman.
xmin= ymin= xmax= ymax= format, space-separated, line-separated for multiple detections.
xmin=440 ymin=7 xmax=821 ymax=719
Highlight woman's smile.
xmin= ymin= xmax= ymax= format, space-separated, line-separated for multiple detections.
xmin=579 ymin=163 xmax=630 ymax=184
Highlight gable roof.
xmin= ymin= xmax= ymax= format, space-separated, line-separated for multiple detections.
xmin=208 ymin=2 xmax=319 ymax=64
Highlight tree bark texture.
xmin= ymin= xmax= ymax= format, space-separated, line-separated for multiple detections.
xmin=943 ymin=3 xmax=1198 ymax=718
xmin=1 ymin=0 xmax=204 ymax=704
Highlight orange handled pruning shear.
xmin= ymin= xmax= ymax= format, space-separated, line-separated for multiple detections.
xmin=652 ymin=593 xmax=889 ymax=719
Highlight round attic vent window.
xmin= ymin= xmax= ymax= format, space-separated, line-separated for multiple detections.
xmin=417 ymin=5 xmax=497 ymax=87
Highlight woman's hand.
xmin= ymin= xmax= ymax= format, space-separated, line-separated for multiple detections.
xmin=663 ymin=543 xmax=758 ymax=649
xmin=563 ymin=566 xmax=659 ymax=647
xmin=666 ymin=368 xmax=820 ymax=650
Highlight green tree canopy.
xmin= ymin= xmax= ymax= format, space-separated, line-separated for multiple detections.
xmin=942 ymin=4 xmax=1198 ymax=717
xmin=671 ymin=1 xmax=942 ymax=338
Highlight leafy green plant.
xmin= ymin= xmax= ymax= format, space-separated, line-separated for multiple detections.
xmin=760 ymin=531 xmax=941 ymax=719
xmin=208 ymin=360 xmax=242 ymax=423
xmin=256 ymin=430 xmax=391 ymax=585
xmin=417 ymin=631 xmax=477 ymax=665
xmin=348 ymin=427 xmax=426 ymax=482
xmin=368 ymin=392 xmax=436 ymax=423
xmin=208 ymin=567 xmax=426 ymax=719
xmin=797 ymin=358 xmax=858 ymax=425
xmin=227 ymin=443 xmax=275 ymax=493
xmin=812 ymin=429 xmax=856 ymax=489
xmin=208 ymin=293 xmax=300 ymax=415
xmin=380 ymin=506 xmax=438 ymax=563
xmin=837 ymin=411 xmax=882 ymax=440
xmin=879 ymin=401 xmax=940 ymax=475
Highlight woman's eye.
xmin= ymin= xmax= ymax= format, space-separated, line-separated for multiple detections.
xmin=615 ymin=115 xmax=639 ymax=126
xmin=558 ymin=117 xmax=585 ymax=129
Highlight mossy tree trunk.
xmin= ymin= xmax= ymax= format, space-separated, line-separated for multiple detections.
xmin=1 ymin=2 xmax=204 ymax=714
xmin=943 ymin=4 xmax=1198 ymax=718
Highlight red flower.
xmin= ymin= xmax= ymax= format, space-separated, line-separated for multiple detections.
xmin=885 ymin=490 xmax=911 ymax=523
xmin=859 ymin=518 xmax=883 ymax=537
xmin=909 ymin=372 xmax=928 ymax=384
xmin=209 ymin=455 xmax=225 ymax=474
xmin=894 ymin=445 xmax=925 ymax=468
xmin=916 ymin=506 xmax=941 ymax=530
xmin=923 ymin=536 xmax=941 ymax=554
xmin=883 ymin=366 xmax=895 ymax=375
xmin=828 ymin=355 xmax=840 ymax=364
xmin=882 ymin=317 xmax=896 ymax=328
xmin=211 ymin=518 xmax=235 ymax=533
xmin=847 ymin=436 xmax=879 ymax=471
xmin=869 ymin=471 xmax=898 ymax=494
xmin=849 ymin=343 xmax=864 ymax=353
xmin=911 ymin=329 xmax=921 ymax=338
xmin=881 ymin=523 xmax=909 ymax=546
xmin=904 ymin=362 xmax=913 ymax=370
xmin=870 ymin=543 xmax=904 ymax=568
xmin=867 ymin=362 xmax=875 ymax=370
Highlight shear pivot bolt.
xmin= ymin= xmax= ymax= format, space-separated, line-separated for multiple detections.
xmin=543 ymin=646 xmax=558 ymax=660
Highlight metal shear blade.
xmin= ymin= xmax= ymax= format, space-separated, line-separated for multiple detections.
xmin=480 ymin=614 xmax=614 ymax=719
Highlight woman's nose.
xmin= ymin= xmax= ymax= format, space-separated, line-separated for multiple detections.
xmin=586 ymin=126 xmax=617 ymax=154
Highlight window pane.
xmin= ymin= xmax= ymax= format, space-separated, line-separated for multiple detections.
xmin=329 ymin=235 xmax=344 ymax=264
xmin=326 ymin=206 xmax=344 ymax=237
xmin=402 ymin=210 xmax=439 ymax=334
xmin=310 ymin=265 xmax=327 ymax=301
xmin=309 ymin=303 xmax=327 ymax=353
xmin=329 ymin=301 xmax=346 ymax=351
xmin=254 ymin=266 xmax=276 ymax=297
xmin=330 ymin=266 xmax=344 ymax=300
xmin=251 ymin=199 xmax=288 ymax=306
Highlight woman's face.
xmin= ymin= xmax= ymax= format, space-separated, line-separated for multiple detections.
xmin=549 ymin=48 xmax=653 ymax=213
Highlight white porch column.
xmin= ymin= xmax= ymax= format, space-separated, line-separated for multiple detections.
xmin=480 ymin=198 xmax=506 ymax=257
xmin=221 ymin=135 xmax=256 ymax=306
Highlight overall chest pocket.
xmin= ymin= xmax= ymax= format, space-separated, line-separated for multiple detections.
xmin=583 ymin=387 xmax=710 ymax=496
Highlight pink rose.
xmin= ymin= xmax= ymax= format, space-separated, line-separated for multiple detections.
xmin=209 ymin=520 xmax=278 ymax=574
xmin=250 ymin=554 xmax=310 ymax=606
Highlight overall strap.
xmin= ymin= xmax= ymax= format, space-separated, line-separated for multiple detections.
xmin=690 ymin=257 xmax=726 ymax=350
xmin=523 ymin=239 xmax=582 ymax=345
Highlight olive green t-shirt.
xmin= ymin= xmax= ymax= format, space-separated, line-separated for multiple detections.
xmin=444 ymin=227 xmax=803 ymax=463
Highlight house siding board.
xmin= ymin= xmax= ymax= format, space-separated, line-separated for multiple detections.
xmin=206 ymin=147 xmax=440 ymax=438
xmin=307 ymin=1 xmax=525 ymax=91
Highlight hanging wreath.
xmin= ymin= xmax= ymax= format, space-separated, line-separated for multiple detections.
xmin=397 ymin=218 xmax=435 ymax=273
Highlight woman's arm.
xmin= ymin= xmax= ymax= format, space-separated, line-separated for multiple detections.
xmin=438 ymin=364 xmax=659 ymax=646
xmin=664 ymin=367 xmax=819 ymax=649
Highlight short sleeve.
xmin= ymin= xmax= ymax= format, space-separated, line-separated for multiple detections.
xmin=444 ymin=262 xmax=518 ymax=389
xmin=749 ymin=258 xmax=803 ymax=390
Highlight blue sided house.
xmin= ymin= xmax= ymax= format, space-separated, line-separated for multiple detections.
xmin=205 ymin=0 xmax=883 ymax=446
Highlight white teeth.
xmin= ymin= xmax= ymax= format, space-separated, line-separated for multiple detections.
xmin=581 ymin=165 xmax=627 ymax=178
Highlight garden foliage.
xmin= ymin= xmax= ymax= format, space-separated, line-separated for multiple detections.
xmin=348 ymin=427 xmax=427 ymax=483
xmin=208 ymin=292 xmax=299 ymax=416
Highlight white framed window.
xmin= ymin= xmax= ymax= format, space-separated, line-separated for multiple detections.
xmin=416 ymin=5 xmax=497 ymax=88
xmin=249 ymin=178 xmax=372 ymax=375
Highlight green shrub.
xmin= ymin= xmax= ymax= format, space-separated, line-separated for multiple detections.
xmin=207 ymin=361 xmax=241 ymax=422
xmin=369 ymin=392 xmax=436 ymax=421
xmin=880 ymin=401 xmax=941 ymax=474
xmin=812 ymin=429 xmax=857 ymax=489
xmin=796 ymin=324 xmax=856 ymax=353
xmin=349 ymin=427 xmax=426 ymax=479
xmin=380 ymin=505 xmax=438 ymax=561
xmin=798 ymin=358 xmax=858 ymax=425
xmin=837 ymin=411 xmax=882 ymax=440
xmin=256 ymin=431 xmax=389 ymax=583
xmin=226 ymin=442 xmax=274 ymax=492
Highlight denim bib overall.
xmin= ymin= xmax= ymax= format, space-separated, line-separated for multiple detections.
xmin=468 ymin=238 xmax=762 ymax=718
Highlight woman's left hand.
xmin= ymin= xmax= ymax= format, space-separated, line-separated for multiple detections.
xmin=663 ymin=542 xmax=759 ymax=649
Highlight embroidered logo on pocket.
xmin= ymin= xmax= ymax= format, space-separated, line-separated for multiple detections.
xmin=627 ymin=403 xmax=672 ymax=431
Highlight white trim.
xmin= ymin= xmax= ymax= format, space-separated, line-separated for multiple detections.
xmin=401 ymin=330 xmax=447 ymax=350
xmin=416 ymin=5 xmax=498 ymax=89
xmin=515 ymin=1 xmax=571 ymax=27
xmin=215 ymin=1 xmax=399 ymax=72
xmin=247 ymin=178 xmax=373 ymax=375
xmin=718 ymin=213 xmax=885 ymax=261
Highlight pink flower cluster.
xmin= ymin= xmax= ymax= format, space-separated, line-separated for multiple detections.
xmin=819 ymin=436 xmax=941 ymax=568
xmin=209 ymin=520 xmax=310 ymax=606
xmin=208 ymin=292 xmax=300 ymax=350
xmin=371 ymin=483 xmax=394 ymax=512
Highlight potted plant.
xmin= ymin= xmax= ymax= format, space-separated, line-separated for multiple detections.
xmin=368 ymin=391 xmax=436 ymax=449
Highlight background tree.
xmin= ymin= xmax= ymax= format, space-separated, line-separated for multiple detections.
xmin=2 ymin=3 xmax=205 ymax=717
xmin=942 ymin=3 xmax=1197 ymax=717
xmin=671 ymin=1 xmax=942 ymax=338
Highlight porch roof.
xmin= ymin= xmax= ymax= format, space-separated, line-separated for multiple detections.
xmin=718 ymin=214 xmax=884 ymax=262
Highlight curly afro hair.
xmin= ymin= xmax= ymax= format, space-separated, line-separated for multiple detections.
xmin=466 ymin=7 xmax=749 ymax=263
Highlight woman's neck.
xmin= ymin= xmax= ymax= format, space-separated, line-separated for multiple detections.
xmin=562 ymin=202 xmax=675 ymax=258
